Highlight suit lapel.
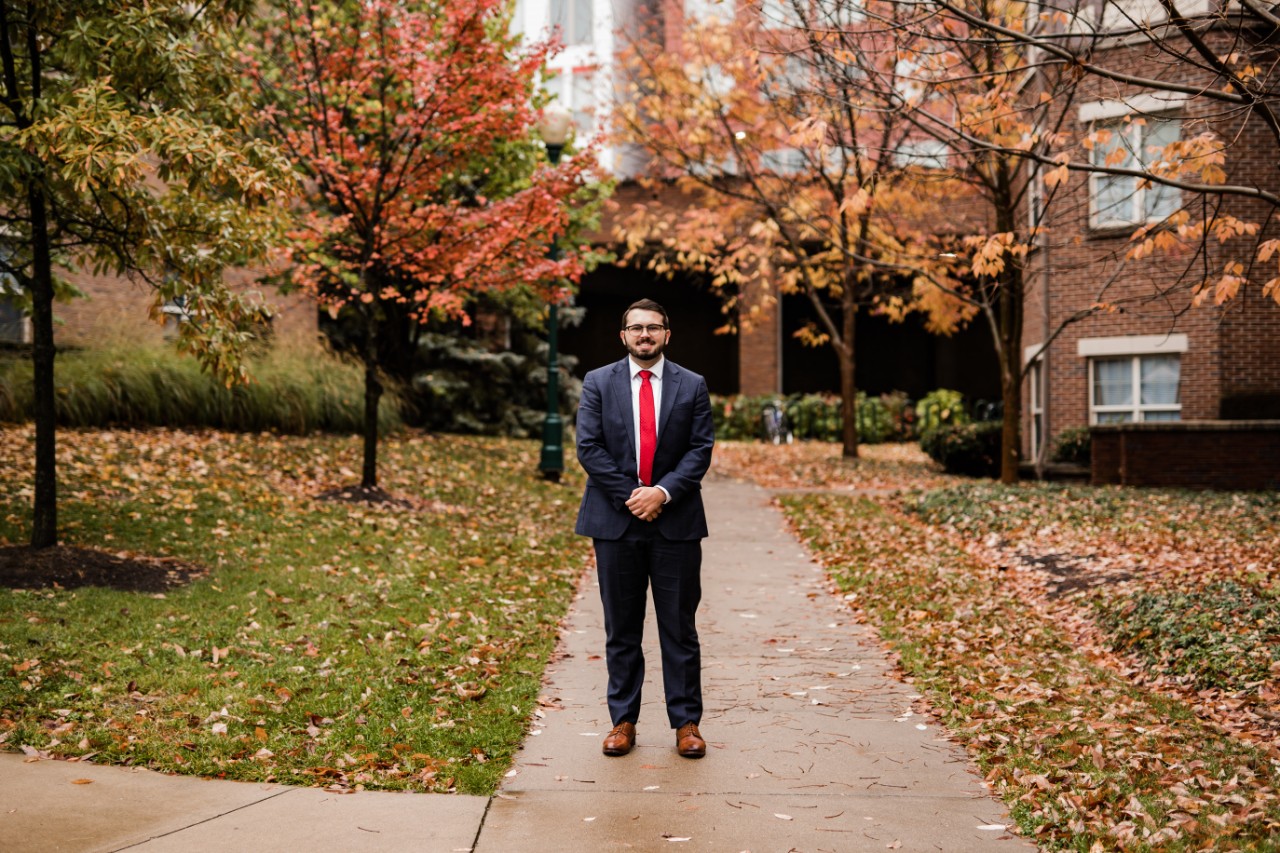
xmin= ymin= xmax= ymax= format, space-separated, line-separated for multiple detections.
xmin=610 ymin=358 xmax=635 ymax=463
xmin=659 ymin=361 xmax=682 ymax=436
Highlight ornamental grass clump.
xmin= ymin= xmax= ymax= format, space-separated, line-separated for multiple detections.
xmin=0 ymin=342 xmax=401 ymax=434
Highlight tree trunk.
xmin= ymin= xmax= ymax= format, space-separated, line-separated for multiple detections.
xmin=839 ymin=292 xmax=858 ymax=459
xmin=29 ymin=180 xmax=57 ymax=548
xmin=998 ymin=266 xmax=1024 ymax=484
xmin=361 ymin=316 xmax=382 ymax=489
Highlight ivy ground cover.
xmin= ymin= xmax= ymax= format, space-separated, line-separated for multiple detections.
xmin=715 ymin=441 xmax=1280 ymax=849
xmin=0 ymin=427 xmax=589 ymax=794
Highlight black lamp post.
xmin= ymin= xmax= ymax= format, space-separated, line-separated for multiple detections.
xmin=537 ymin=106 xmax=573 ymax=482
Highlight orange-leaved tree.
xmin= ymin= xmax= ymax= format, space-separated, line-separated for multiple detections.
xmin=614 ymin=2 xmax=972 ymax=458
xmin=868 ymin=0 xmax=1280 ymax=476
xmin=921 ymin=0 xmax=1280 ymax=308
xmin=247 ymin=0 xmax=596 ymax=493
xmin=816 ymin=0 xmax=1089 ymax=481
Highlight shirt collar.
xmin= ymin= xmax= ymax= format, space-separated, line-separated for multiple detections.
xmin=629 ymin=355 xmax=665 ymax=381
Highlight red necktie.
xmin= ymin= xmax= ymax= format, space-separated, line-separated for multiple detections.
xmin=638 ymin=369 xmax=656 ymax=486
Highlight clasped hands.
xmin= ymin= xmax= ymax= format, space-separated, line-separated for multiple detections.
xmin=626 ymin=486 xmax=666 ymax=522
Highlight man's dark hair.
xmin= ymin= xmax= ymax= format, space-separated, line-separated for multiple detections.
xmin=622 ymin=298 xmax=669 ymax=329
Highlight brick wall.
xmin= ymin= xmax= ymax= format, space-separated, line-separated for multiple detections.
xmin=1091 ymin=422 xmax=1280 ymax=489
xmin=53 ymin=265 xmax=317 ymax=350
xmin=1021 ymin=35 xmax=1280 ymax=457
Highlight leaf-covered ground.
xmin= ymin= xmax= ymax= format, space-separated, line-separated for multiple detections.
xmin=0 ymin=427 xmax=590 ymax=795
xmin=712 ymin=441 xmax=1280 ymax=849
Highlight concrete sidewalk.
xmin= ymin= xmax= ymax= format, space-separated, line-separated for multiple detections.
xmin=0 ymin=477 xmax=1030 ymax=852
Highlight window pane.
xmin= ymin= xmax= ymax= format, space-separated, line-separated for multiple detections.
xmin=1093 ymin=358 xmax=1133 ymax=406
xmin=573 ymin=0 xmax=592 ymax=42
xmin=1143 ymin=117 xmax=1181 ymax=219
xmin=1096 ymin=411 xmax=1133 ymax=424
xmin=0 ymin=297 xmax=25 ymax=343
xmin=1141 ymin=410 xmax=1181 ymax=422
xmin=550 ymin=0 xmax=566 ymax=29
xmin=760 ymin=0 xmax=801 ymax=28
xmin=1091 ymin=123 xmax=1138 ymax=226
xmin=571 ymin=71 xmax=594 ymax=136
xmin=1140 ymin=354 xmax=1180 ymax=404
xmin=686 ymin=0 xmax=735 ymax=21
xmin=1093 ymin=174 xmax=1135 ymax=226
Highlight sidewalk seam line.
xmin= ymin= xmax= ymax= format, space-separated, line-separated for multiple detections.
xmin=469 ymin=794 xmax=495 ymax=852
xmin=109 ymin=786 xmax=295 ymax=851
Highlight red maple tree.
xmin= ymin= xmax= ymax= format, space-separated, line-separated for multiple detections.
xmin=247 ymin=0 xmax=594 ymax=491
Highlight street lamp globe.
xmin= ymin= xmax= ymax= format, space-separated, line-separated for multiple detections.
xmin=538 ymin=105 xmax=573 ymax=152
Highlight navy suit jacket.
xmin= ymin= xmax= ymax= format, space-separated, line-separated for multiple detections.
xmin=575 ymin=357 xmax=714 ymax=541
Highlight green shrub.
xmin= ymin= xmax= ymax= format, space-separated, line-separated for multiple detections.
xmin=856 ymin=393 xmax=895 ymax=444
xmin=1050 ymin=426 xmax=1091 ymax=466
xmin=785 ymin=393 xmax=844 ymax=441
xmin=0 ymin=343 xmax=402 ymax=434
xmin=411 ymin=332 xmax=580 ymax=439
xmin=915 ymin=389 xmax=969 ymax=435
xmin=710 ymin=392 xmax=903 ymax=444
xmin=920 ymin=421 xmax=1001 ymax=477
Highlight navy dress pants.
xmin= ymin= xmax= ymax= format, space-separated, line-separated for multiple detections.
xmin=594 ymin=520 xmax=703 ymax=729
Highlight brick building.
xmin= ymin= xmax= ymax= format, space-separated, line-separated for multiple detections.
xmin=0 ymin=264 xmax=317 ymax=351
xmin=1018 ymin=7 xmax=1280 ymax=480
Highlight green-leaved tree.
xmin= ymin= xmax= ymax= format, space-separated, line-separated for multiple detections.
xmin=0 ymin=1 xmax=294 ymax=548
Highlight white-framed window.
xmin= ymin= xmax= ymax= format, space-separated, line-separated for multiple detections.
xmin=764 ymin=55 xmax=810 ymax=97
xmin=1089 ymin=354 xmax=1182 ymax=423
xmin=1025 ymin=344 xmax=1045 ymax=458
xmin=571 ymin=70 xmax=595 ymax=137
xmin=0 ymin=292 xmax=29 ymax=344
xmin=759 ymin=0 xmax=802 ymax=29
xmin=894 ymin=138 xmax=948 ymax=169
xmin=543 ymin=67 xmax=596 ymax=139
xmin=1087 ymin=112 xmax=1181 ymax=229
xmin=0 ymin=245 xmax=28 ymax=345
xmin=161 ymin=294 xmax=191 ymax=339
xmin=1027 ymin=161 xmax=1045 ymax=230
xmin=1080 ymin=334 xmax=1187 ymax=423
xmin=1099 ymin=0 xmax=1208 ymax=31
xmin=686 ymin=0 xmax=735 ymax=22
xmin=820 ymin=0 xmax=864 ymax=26
xmin=761 ymin=147 xmax=807 ymax=175
xmin=549 ymin=0 xmax=592 ymax=45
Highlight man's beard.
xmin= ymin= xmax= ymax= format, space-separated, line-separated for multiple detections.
xmin=625 ymin=335 xmax=666 ymax=362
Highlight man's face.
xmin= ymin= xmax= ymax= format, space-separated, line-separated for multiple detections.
xmin=620 ymin=308 xmax=670 ymax=364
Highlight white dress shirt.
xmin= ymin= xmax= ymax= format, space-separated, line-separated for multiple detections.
xmin=629 ymin=356 xmax=670 ymax=502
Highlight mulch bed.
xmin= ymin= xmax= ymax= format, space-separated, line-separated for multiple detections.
xmin=0 ymin=545 xmax=207 ymax=592
xmin=315 ymin=484 xmax=415 ymax=509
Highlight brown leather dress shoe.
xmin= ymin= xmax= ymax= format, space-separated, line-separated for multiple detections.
xmin=602 ymin=722 xmax=636 ymax=756
xmin=675 ymin=722 xmax=706 ymax=758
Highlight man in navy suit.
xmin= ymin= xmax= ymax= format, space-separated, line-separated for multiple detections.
xmin=575 ymin=298 xmax=715 ymax=759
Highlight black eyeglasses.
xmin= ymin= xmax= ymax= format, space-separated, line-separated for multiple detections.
xmin=623 ymin=324 xmax=666 ymax=335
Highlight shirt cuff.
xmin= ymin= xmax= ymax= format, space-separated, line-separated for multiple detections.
xmin=656 ymin=485 xmax=671 ymax=504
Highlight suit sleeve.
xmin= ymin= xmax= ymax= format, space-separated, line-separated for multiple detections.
xmin=576 ymin=370 xmax=638 ymax=511
xmin=655 ymin=376 xmax=714 ymax=503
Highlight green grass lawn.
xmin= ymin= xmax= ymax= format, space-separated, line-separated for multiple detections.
xmin=0 ymin=427 xmax=590 ymax=795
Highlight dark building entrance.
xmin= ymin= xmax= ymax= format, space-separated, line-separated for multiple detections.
xmin=559 ymin=264 xmax=1002 ymax=403
xmin=560 ymin=264 xmax=740 ymax=394
xmin=779 ymin=293 xmax=1001 ymax=403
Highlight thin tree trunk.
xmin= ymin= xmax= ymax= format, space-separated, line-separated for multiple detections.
xmin=29 ymin=180 xmax=57 ymax=548
xmin=839 ymin=290 xmax=858 ymax=459
xmin=361 ymin=314 xmax=382 ymax=489
xmin=998 ymin=266 xmax=1024 ymax=484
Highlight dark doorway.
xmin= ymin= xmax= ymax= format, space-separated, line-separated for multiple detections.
xmin=779 ymin=294 xmax=1001 ymax=402
xmin=561 ymin=264 xmax=740 ymax=394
